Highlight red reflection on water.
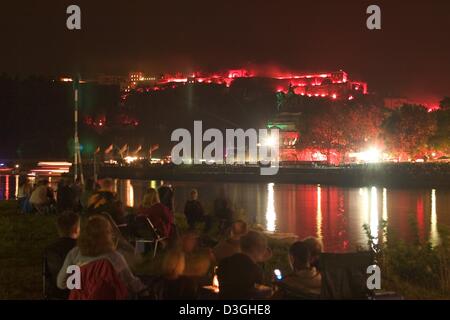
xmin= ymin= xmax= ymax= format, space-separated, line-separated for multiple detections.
xmin=416 ymin=196 xmax=425 ymax=241
xmin=5 ymin=175 xmax=9 ymax=200
xmin=275 ymin=185 xmax=349 ymax=252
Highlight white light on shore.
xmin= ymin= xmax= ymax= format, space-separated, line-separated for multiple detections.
xmin=125 ymin=179 xmax=134 ymax=207
xmin=350 ymin=147 xmax=382 ymax=163
xmin=263 ymin=135 xmax=277 ymax=147
xmin=124 ymin=156 xmax=138 ymax=164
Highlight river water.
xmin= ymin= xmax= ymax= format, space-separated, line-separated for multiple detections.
xmin=1 ymin=175 xmax=449 ymax=252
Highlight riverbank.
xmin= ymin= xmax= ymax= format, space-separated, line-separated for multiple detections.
xmin=0 ymin=201 xmax=57 ymax=299
xmin=99 ymin=162 xmax=450 ymax=188
xmin=1 ymin=199 xmax=450 ymax=299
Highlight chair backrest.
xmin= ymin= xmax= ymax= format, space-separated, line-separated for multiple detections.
xmin=132 ymin=215 xmax=161 ymax=241
xmin=92 ymin=211 xmax=122 ymax=234
xmin=319 ymin=251 xmax=374 ymax=300
xmin=69 ymin=258 xmax=128 ymax=300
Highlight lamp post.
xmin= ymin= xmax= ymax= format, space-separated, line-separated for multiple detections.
xmin=73 ymin=75 xmax=84 ymax=184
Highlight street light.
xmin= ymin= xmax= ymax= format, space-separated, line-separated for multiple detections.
xmin=73 ymin=75 xmax=84 ymax=184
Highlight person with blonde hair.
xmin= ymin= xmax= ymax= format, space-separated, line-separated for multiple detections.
xmin=57 ymin=215 xmax=145 ymax=296
xmin=213 ymin=220 xmax=248 ymax=262
xmin=138 ymin=188 xmax=173 ymax=238
xmin=217 ymin=231 xmax=271 ymax=299
xmin=161 ymin=249 xmax=186 ymax=280
xmin=153 ymin=249 xmax=203 ymax=300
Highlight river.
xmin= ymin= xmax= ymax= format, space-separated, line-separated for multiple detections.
xmin=1 ymin=175 xmax=449 ymax=252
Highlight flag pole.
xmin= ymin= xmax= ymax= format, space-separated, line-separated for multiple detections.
xmin=73 ymin=75 xmax=84 ymax=185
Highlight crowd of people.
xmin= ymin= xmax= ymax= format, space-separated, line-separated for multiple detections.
xmin=17 ymin=175 xmax=87 ymax=214
xmin=39 ymin=176 xmax=325 ymax=300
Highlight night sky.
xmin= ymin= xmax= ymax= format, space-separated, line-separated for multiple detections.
xmin=1 ymin=0 xmax=449 ymax=105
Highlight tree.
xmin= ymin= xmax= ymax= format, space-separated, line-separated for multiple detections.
xmin=297 ymin=100 xmax=384 ymax=163
xmin=297 ymin=104 xmax=346 ymax=163
xmin=340 ymin=103 xmax=384 ymax=155
xmin=429 ymin=107 xmax=450 ymax=154
xmin=439 ymin=96 xmax=450 ymax=110
xmin=382 ymin=104 xmax=437 ymax=160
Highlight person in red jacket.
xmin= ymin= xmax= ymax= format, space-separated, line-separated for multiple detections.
xmin=138 ymin=188 xmax=174 ymax=238
xmin=57 ymin=215 xmax=146 ymax=299
xmin=68 ymin=258 xmax=129 ymax=300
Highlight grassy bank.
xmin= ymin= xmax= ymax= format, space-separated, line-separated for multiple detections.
xmin=364 ymin=222 xmax=450 ymax=299
xmin=0 ymin=200 xmax=58 ymax=299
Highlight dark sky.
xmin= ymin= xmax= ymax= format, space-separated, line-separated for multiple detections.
xmin=1 ymin=0 xmax=449 ymax=105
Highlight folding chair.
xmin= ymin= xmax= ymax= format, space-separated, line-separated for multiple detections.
xmin=99 ymin=212 xmax=126 ymax=232
xmin=319 ymin=251 xmax=374 ymax=300
xmin=131 ymin=215 xmax=167 ymax=258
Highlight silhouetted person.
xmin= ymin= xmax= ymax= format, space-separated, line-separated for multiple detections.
xmin=17 ymin=176 xmax=32 ymax=213
xmin=57 ymin=177 xmax=74 ymax=212
xmin=80 ymin=178 xmax=96 ymax=211
xmin=44 ymin=212 xmax=80 ymax=299
xmin=273 ymin=241 xmax=321 ymax=299
xmin=87 ymin=178 xmax=125 ymax=225
xmin=217 ymin=231 xmax=272 ymax=300
xmin=30 ymin=179 xmax=56 ymax=213
xmin=214 ymin=191 xmax=233 ymax=232
xmin=158 ymin=184 xmax=174 ymax=212
xmin=302 ymin=237 xmax=323 ymax=271
xmin=184 ymin=189 xmax=206 ymax=230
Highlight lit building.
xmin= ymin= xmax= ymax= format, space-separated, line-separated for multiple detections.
xmin=125 ymin=69 xmax=367 ymax=101
xmin=128 ymin=72 xmax=156 ymax=89
xmin=129 ymin=72 xmax=145 ymax=83
xmin=267 ymin=112 xmax=339 ymax=164
xmin=267 ymin=112 xmax=301 ymax=162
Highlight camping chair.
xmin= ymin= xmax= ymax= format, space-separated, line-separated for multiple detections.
xmin=319 ymin=251 xmax=375 ymax=300
xmin=131 ymin=215 xmax=167 ymax=258
xmin=97 ymin=211 xmax=128 ymax=237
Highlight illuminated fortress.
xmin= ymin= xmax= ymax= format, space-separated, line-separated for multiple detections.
xmin=126 ymin=69 xmax=367 ymax=101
